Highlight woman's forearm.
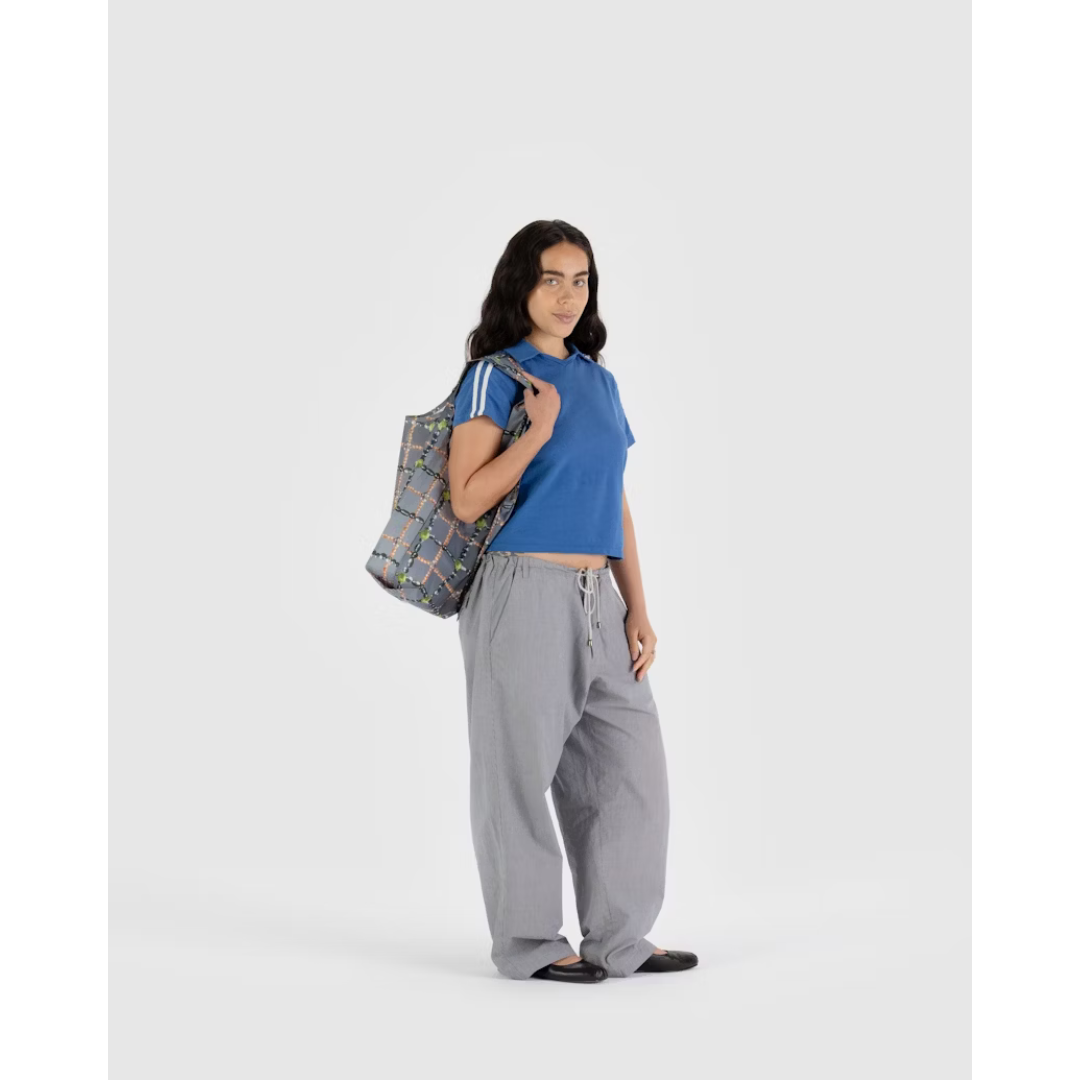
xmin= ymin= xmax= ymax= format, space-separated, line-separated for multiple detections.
xmin=455 ymin=423 xmax=551 ymax=524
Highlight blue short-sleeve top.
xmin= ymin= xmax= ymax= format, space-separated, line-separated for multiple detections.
xmin=451 ymin=337 xmax=635 ymax=559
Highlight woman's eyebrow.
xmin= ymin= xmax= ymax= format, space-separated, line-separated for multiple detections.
xmin=541 ymin=269 xmax=589 ymax=277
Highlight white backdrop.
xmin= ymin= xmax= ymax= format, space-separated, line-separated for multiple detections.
xmin=111 ymin=2 xmax=970 ymax=1076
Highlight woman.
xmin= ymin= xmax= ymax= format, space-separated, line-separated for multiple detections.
xmin=448 ymin=220 xmax=697 ymax=983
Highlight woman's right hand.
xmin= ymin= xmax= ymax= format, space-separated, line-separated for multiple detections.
xmin=523 ymin=372 xmax=561 ymax=436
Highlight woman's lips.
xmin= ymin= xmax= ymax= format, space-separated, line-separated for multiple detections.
xmin=555 ymin=313 xmax=575 ymax=323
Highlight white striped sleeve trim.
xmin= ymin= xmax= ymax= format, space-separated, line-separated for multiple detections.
xmin=470 ymin=361 xmax=494 ymax=419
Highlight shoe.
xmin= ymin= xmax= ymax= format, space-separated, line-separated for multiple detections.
xmin=634 ymin=949 xmax=698 ymax=973
xmin=530 ymin=958 xmax=608 ymax=982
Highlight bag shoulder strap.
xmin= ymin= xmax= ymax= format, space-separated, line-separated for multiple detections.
xmin=484 ymin=351 xmax=534 ymax=391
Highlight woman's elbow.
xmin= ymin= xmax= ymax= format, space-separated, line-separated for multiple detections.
xmin=449 ymin=490 xmax=475 ymax=524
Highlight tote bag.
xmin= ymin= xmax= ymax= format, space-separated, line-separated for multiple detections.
xmin=365 ymin=351 xmax=535 ymax=618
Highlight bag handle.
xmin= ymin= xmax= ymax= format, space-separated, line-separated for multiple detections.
xmin=485 ymin=350 xmax=535 ymax=391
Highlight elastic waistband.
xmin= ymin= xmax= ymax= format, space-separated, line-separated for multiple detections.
xmin=483 ymin=551 xmax=612 ymax=577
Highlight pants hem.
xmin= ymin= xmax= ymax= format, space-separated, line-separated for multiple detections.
xmin=581 ymin=936 xmax=659 ymax=978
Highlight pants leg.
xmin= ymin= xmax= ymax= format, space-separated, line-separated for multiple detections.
xmin=550 ymin=570 xmax=670 ymax=978
xmin=457 ymin=551 xmax=669 ymax=980
xmin=458 ymin=553 xmax=580 ymax=979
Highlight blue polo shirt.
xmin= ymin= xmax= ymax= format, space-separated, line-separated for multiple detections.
xmin=452 ymin=337 xmax=635 ymax=558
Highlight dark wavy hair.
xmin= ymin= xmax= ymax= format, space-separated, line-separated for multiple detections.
xmin=454 ymin=219 xmax=608 ymax=395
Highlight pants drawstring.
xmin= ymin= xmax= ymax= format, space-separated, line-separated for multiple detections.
xmin=576 ymin=566 xmax=602 ymax=654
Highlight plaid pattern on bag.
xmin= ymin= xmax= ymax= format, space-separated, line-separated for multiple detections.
xmin=365 ymin=351 xmax=535 ymax=618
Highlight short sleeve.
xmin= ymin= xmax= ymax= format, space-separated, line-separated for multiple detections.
xmin=613 ymin=379 xmax=636 ymax=448
xmin=453 ymin=359 xmax=520 ymax=431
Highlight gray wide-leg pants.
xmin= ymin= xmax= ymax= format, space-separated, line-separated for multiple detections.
xmin=457 ymin=550 xmax=670 ymax=980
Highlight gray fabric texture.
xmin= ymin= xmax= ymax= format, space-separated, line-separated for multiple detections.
xmin=458 ymin=550 xmax=670 ymax=978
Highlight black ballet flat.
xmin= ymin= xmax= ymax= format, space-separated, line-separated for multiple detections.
xmin=530 ymin=958 xmax=608 ymax=982
xmin=634 ymin=949 xmax=699 ymax=973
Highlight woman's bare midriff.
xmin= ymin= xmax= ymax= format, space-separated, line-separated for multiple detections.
xmin=506 ymin=551 xmax=610 ymax=570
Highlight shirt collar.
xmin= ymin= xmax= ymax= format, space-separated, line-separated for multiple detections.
xmin=505 ymin=337 xmax=584 ymax=363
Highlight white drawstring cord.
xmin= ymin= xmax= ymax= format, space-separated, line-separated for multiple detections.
xmin=576 ymin=566 xmax=602 ymax=653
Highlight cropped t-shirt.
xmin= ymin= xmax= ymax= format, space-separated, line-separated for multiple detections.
xmin=451 ymin=337 xmax=635 ymax=559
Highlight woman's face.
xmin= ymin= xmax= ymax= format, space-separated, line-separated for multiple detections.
xmin=525 ymin=241 xmax=590 ymax=341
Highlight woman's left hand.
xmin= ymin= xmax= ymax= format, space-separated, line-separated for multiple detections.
xmin=625 ymin=609 xmax=658 ymax=681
